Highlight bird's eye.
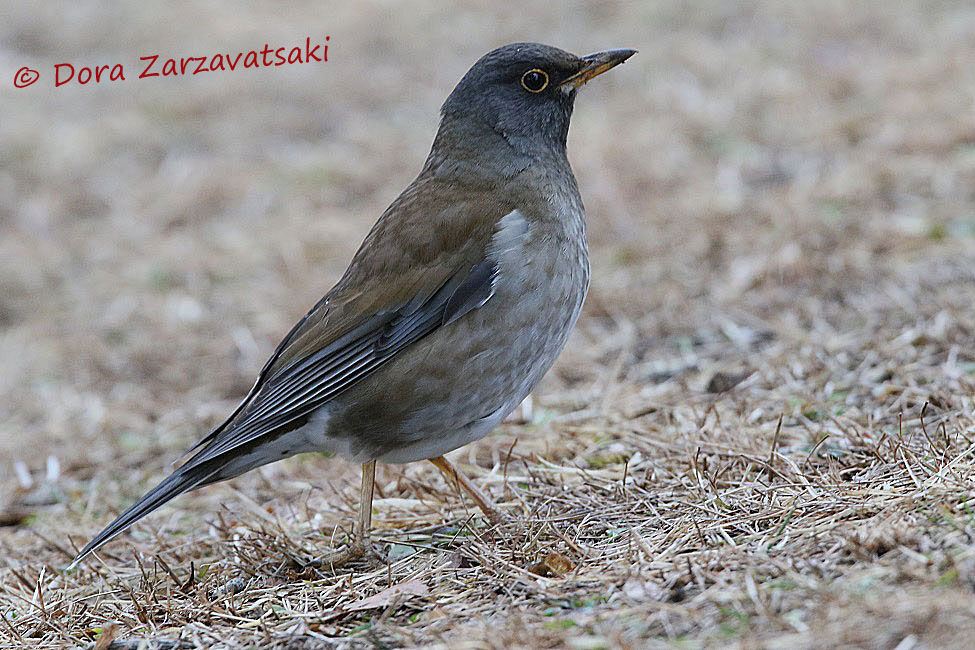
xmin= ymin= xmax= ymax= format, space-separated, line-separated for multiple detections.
xmin=520 ymin=69 xmax=549 ymax=93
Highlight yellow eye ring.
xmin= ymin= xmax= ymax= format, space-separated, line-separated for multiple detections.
xmin=520 ymin=68 xmax=549 ymax=93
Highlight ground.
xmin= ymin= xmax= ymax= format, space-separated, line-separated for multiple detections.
xmin=2 ymin=1 xmax=975 ymax=648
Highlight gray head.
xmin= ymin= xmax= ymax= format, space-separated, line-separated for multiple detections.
xmin=436 ymin=43 xmax=636 ymax=160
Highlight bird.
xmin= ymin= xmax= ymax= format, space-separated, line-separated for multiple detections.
xmin=70 ymin=42 xmax=636 ymax=569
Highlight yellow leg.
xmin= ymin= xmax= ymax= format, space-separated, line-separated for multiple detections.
xmin=429 ymin=455 xmax=503 ymax=524
xmin=321 ymin=460 xmax=376 ymax=568
xmin=357 ymin=459 xmax=376 ymax=545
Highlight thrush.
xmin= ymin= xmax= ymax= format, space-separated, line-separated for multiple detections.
xmin=70 ymin=42 xmax=636 ymax=568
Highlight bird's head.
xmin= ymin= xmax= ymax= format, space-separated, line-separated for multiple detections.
xmin=438 ymin=42 xmax=636 ymax=158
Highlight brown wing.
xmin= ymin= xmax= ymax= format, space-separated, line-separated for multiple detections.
xmin=186 ymin=176 xmax=510 ymax=459
xmin=69 ymin=178 xmax=514 ymax=566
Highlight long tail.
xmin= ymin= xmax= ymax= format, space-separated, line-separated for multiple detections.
xmin=68 ymin=464 xmax=218 ymax=569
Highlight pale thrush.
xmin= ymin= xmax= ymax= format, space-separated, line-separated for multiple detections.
xmin=71 ymin=42 xmax=636 ymax=567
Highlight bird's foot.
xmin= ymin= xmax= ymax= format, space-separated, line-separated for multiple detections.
xmin=486 ymin=508 xmax=510 ymax=527
xmin=317 ymin=541 xmax=368 ymax=570
xmin=316 ymin=539 xmax=387 ymax=571
xmin=477 ymin=502 xmax=508 ymax=527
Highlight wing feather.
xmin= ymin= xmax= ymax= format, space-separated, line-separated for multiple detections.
xmin=184 ymin=266 xmax=477 ymax=466
xmin=71 ymin=196 xmax=520 ymax=566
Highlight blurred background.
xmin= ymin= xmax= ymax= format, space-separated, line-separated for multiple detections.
xmin=1 ymin=0 xmax=974 ymax=630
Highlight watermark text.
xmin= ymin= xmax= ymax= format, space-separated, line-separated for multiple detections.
xmin=14 ymin=36 xmax=330 ymax=89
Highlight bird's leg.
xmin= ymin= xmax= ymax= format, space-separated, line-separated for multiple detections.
xmin=320 ymin=460 xmax=376 ymax=568
xmin=428 ymin=455 xmax=503 ymax=524
xmin=356 ymin=459 xmax=376 ymax=548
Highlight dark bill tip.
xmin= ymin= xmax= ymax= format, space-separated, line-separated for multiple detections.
xmin=560 ymin=48 xmax=638 ymax=89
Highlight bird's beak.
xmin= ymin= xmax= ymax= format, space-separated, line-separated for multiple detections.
xmin=559 ymin=48 xmax=637 ymax=89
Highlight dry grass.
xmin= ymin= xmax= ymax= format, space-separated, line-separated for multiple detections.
xmin=2 ymin=1 xmax=975 ymax=648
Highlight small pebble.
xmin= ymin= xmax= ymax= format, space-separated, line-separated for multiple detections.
xmin=218 ymin=577 xmax=247 ymax=596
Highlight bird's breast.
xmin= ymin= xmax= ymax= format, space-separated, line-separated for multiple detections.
xmin=381 ymin=201 xmax=588 ymax=458
xmin=326 ymin=182 xmax=590 ymax=464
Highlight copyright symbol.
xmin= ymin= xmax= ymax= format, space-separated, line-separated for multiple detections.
xmin=14 ymin=67 xmax=39 ymax=88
